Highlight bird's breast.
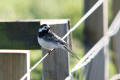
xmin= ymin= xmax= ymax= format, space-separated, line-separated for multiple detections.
xmin=37 ymin=37 xmax=58 ymax=50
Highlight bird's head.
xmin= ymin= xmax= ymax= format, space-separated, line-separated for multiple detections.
xmin=38 ymin=24 xmax=50 ymax=32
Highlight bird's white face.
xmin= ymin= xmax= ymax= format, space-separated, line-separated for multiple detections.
xmin=38 ymin=25 xmax=50 ymax=32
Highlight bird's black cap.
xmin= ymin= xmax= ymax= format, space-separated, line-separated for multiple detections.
xmin=40 ymin=24 xmax=47 ymax=28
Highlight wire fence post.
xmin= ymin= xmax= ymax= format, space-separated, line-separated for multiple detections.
xmin=84 ymin=0 xmax=105 ymax=80
xmin=41 ymin=20 xmax=70 ymax=80
xmin=112 ymin=0 xmax=120 ymax=73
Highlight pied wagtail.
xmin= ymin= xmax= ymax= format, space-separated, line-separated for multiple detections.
xmin=37 ymin=24 xmax=80 ymax=60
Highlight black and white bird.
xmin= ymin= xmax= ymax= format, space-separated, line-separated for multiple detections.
xmin=37 ymin=24 xmax=80 ymax=60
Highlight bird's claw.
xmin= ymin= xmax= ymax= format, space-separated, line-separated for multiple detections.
xmin=48 ymin=49 xmax=55 ymax=55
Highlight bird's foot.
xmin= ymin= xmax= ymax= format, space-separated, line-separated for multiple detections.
xmin=48 ymin=49 xmax=55 ymax=55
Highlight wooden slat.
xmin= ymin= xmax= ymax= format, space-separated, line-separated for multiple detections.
xmin=0 ymin=49 xmax=29 ymax=54
xmin=0 ymin=21 xmax=40 ymax=49
xmin=0 ymin=51 xmax=30 ymax=80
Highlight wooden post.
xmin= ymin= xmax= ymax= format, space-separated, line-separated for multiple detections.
xmin=41 ymin=20 xmax=70 ymax=80
xmin=112 ymin=0 xmax=120 ymax=73
xmin=84 ymin=0 xmax=105 ymax=80
xmin=0 ymin=50 xmax=30 ymax=80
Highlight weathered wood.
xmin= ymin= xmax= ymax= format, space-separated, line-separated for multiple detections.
xmin=42 ymin=20 xmax=70 ymax=80
xmin=0 ymin=50 xmax=30 ymax=80
xmin=84 ymin=0 xmax=105 ymax=80
xmin=112 ymin=0 xmax=120 ymax=73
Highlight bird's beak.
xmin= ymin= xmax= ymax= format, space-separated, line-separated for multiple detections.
xmin=48 ymin=27 xmax=50 ymax=29
xmin=47 ymin=25 xmax=50 ymax=29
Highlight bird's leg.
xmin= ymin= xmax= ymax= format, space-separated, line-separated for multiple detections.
xmin=48 ymin=50 xmax=52 ymax=54
xmin=48 ymin=49 xmax=55 ymax=55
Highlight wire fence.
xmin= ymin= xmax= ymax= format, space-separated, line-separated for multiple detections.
xmin=20 ymin=0 xmax=105 ymax=80
xmin=20 ymin=0 xmax=120 ymax=80
xmin=110 ymin=74 xmax=120 ymax=80
xmin=65 ymin=10 xmax=120 ymax=80
xmin=62 ymin=0 xmax=104 ymax=40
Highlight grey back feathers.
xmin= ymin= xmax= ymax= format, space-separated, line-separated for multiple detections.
xmin=42 ymin=30 xmax=67 ymax=45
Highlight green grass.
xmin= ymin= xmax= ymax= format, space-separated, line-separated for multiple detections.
xmin=30 ymin=50 xmax=42 ymax=80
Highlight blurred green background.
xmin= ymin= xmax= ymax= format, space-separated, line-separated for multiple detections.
xmin=0 ymin=0 xmax=117 ymax=80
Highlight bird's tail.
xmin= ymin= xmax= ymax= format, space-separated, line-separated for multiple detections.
xmin=64 ymin=46 xmax=80 ymax=60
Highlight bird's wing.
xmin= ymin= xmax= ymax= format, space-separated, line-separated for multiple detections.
xmin=43 ymin=31 xmax=67 ymax=45
xmin=44 ymin=31 xmax=80 ymax=60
